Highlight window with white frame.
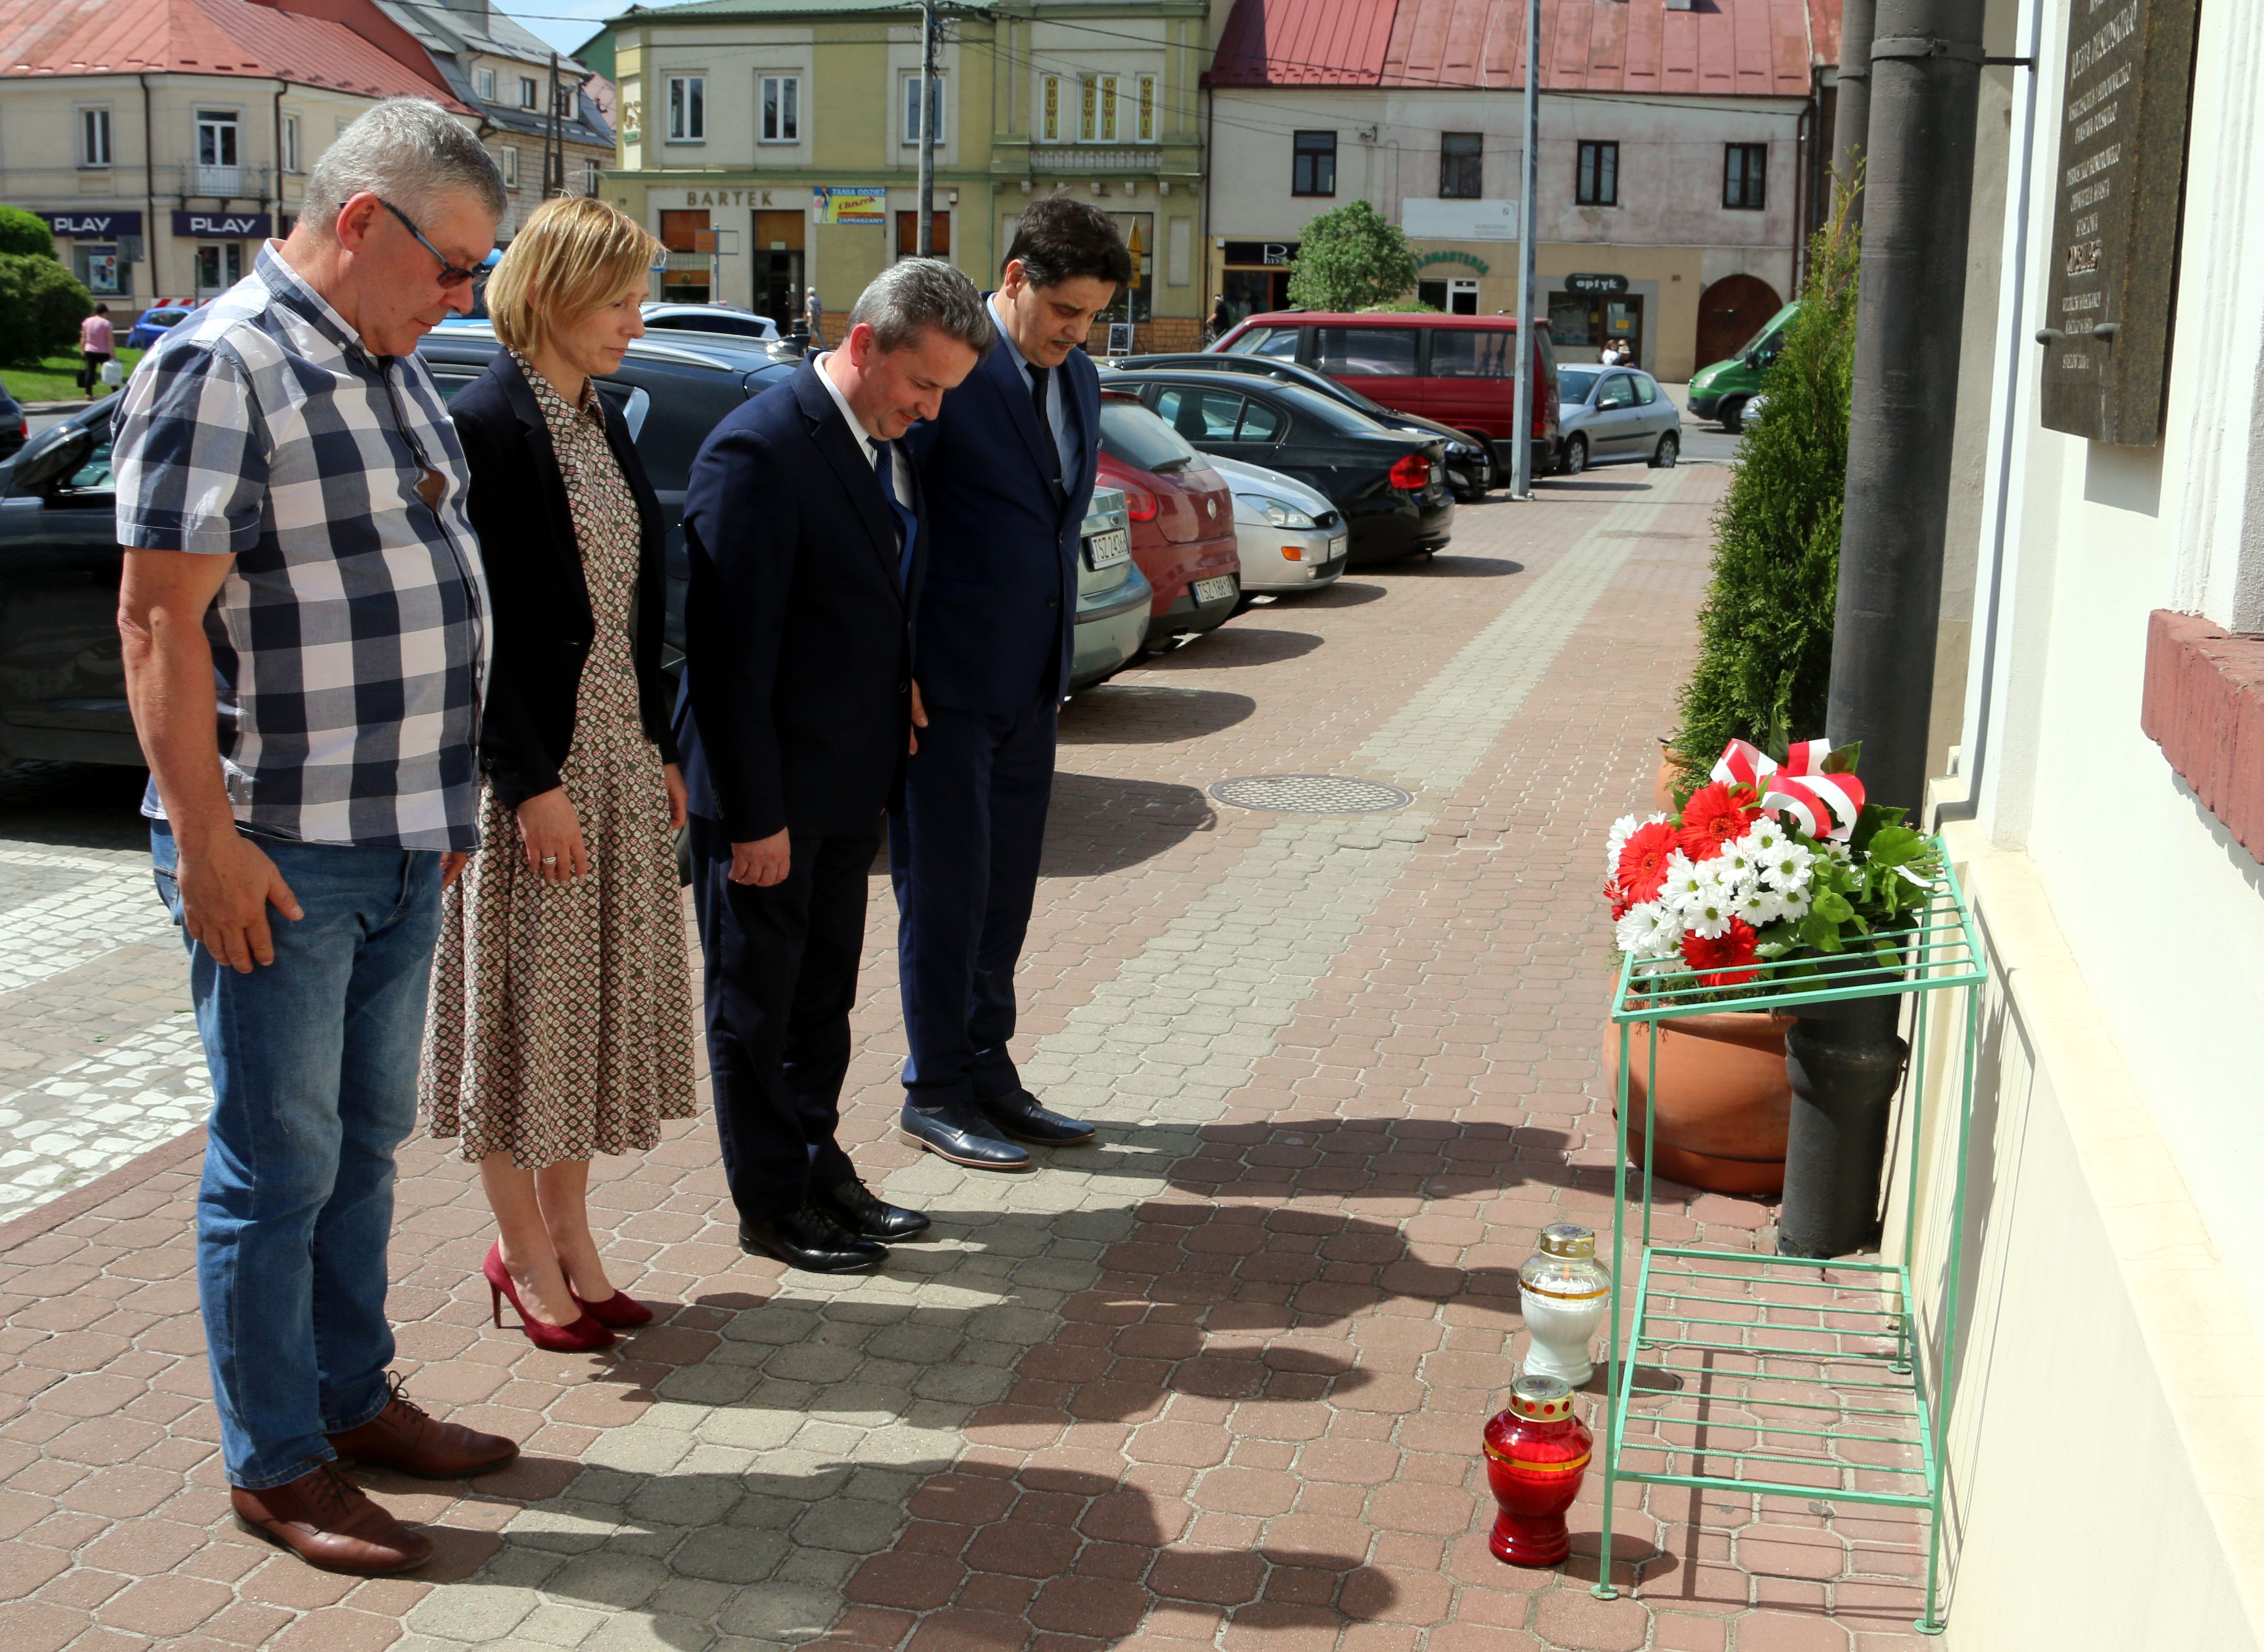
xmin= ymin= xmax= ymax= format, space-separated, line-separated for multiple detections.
xmin=79 ymin=106 xmax=112 ymax=167
xmin=519 ymin=76 xmax=539 ymax=110
xmin=760 ymin=74 xmax=800 ymax=142
xmin=196 ymin=109 xmax=240 ymax=168
xmin=902 ymin=73 xmax=944 ymax=147
xmin=281 ymin=113 xmax=301 ymax=174
xmin=554 ymin=83 xmax=578 ymax=122
xmin=583 ymin=157 xmax=600 ymax=195
xmin=476 ymin=67 xmax=496 ymax=100
xmin=667 ymin=76 xmax=705 ymax=140
xmin=500 ymin=146 xmax=519 ymax=190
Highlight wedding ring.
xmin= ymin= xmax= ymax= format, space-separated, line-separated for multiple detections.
xmin=542 ymin=855 xmax=558 ymax=865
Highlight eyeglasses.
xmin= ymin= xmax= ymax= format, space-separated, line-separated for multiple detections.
xmin=379 ymin=199 xmax=483 ymax=288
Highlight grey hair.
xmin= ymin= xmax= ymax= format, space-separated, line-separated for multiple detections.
xmin=304 ymin=97 xmax=506 ymax=234
xmin=847 ymin=258 xmax=994 ymax=357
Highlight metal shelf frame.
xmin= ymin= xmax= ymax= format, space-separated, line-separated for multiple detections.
xmin=1592 ymin=846 xmax=1986 ymax=1635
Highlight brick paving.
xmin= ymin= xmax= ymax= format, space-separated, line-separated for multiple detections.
xmin=0 ymin=466 xmax=1933 ymax=1652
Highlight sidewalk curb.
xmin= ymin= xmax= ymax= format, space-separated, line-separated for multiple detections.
xmin=0 ymin=1125 xmax=204 ymax=1254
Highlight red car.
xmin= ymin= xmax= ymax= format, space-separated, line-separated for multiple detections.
xmin=1095 ymin=393 xmax=1242 ymax=651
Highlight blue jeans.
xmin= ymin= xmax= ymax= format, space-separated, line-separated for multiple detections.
xmin=152 ymin=825 xmax=444 ymax=1490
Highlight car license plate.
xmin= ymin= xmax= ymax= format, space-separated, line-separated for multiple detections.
xmin=1325 ymin=536 xmax=1348 ymax=562
xmin=1193 ymin=576 xmax=1236 ymax=604
xmin=1085 ymin=528 xmax=1130 ymax=569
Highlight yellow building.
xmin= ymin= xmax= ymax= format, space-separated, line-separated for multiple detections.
xmin=581 ymin=0 xmax=1207 ymax=347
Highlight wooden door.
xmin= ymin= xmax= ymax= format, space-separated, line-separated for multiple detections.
xmin=1694 ymin=274 xmax=1782 ymax=371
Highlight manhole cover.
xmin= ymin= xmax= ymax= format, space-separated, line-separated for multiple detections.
xmin=1208 ymin=774 xmax=1411 ymax=814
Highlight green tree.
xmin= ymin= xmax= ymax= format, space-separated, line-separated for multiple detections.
xmin=0 ymin=254 xmax=93 ymax=366
xmin=0 ymin=205 xmax=55 ymax=259
xmin=1669 ymin=175 xmax=1862 ymax=778
xmin=1286 ymin=200 xmax=1420 ymax=313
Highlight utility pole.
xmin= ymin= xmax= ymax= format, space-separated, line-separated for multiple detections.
xmin=917 ymin=0 xmax=939 ymax=255
xmin=545 ymin=52 xmax=561 ymax=197
xmin=1508 ymin=0 xmax=1540 ymax=498
xmin=1834 ymin=0 xmax=1877 ymax=223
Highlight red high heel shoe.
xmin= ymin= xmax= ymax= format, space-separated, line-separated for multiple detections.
xmin=572 ymin=1287 xmax=654 ymax=1330
xmin=484 ymin=1241 xmax=613 ymax=1353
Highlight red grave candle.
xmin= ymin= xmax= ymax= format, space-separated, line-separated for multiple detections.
xmin=1482 ymin=1374 xmax=1593 ymax=1567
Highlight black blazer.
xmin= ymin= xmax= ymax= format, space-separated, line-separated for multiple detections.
xmin=451 ymin=352 xmax=679 ymax=810
xmin=671 ymin=361 xmax=924 ymax=841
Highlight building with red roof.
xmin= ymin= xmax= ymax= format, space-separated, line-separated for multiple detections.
xmin=1202 ymin=0 xmax=1842 ymax=382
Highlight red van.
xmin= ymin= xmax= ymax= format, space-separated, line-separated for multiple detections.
xmin=1210 ymin=311 xmax=1560 ymax=480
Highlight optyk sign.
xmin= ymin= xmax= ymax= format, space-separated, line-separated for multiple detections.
xmin=171 ymin=211 xmax=271 ymax=238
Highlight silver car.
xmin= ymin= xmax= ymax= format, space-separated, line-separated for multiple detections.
xmin=1070 ymin=485 xmax=1152 ymax=690
xmin=1203 ymin=455 xmax=1348 ymax=593
xmin=1555 ymin=365 xmax=1681 ymax=475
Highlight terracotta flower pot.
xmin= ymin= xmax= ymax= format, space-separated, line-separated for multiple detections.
xmin=1651 ymin=758 xmax=1681 ymax=814
xmin=1601 ymin=1012 xmax=1793 ymax=1196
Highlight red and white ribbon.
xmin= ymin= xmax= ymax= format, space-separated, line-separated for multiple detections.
xmin=1708 ymin=739 xmax=1866 ymax=841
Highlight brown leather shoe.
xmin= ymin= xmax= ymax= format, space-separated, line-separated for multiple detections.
xmin=327 ymin=1385 xmax=518 ymax=1480
xmin=232 ymin=1463 xmax=432 ymax=1573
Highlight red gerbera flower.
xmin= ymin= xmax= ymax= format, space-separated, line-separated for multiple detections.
xmin=1605 ymin=879 xmax=1632 ymax=921
xmin=1614 ymin=820 xmax=1678 ymax=902
xmin=1681 ymin=918 xmax=1762 ymax=987
xmin=1675 ymin=782 xmax=1762 ymax=863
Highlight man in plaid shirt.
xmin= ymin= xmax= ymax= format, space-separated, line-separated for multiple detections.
xmin=115 ymin=99 xmax=518 ymax=1575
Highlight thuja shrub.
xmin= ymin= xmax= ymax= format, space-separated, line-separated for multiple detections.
xmin=1669 ymin=178 xmax=1862 ymax=783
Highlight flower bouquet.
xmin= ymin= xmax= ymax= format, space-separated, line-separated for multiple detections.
xmin=1603 ymin=739 xmax=1941 ymax=998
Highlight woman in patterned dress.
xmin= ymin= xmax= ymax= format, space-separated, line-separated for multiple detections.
xmin=421 ymin=197 xmax=695 ymax=1352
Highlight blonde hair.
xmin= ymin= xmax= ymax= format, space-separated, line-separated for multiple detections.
xmin=485 ymin=195 xmax=662 ymax=356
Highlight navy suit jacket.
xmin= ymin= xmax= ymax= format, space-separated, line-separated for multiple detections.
xmin=904 ymin=313 xmax=1100 ymax=712
xmin=672 ymin=362 xmax=924 ymax=841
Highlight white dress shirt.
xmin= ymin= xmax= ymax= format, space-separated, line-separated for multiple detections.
xmin=814 ymin=352 xmax=912 ymax=527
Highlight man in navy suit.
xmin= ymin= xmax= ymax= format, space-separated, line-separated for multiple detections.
xmin=675 ymin=261 xmax=992 ymax=1271
xmin=895 ymin=199 xmax=1133 ymax=1170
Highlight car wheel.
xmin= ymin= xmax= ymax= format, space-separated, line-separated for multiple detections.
xmin=1558 ymin=435 xmax=1588 ymax=477
xmin=1718 ymin=398 xmax=1746 ymax=435
xmin=1650 ymin=430 xmax=1680 ymax=469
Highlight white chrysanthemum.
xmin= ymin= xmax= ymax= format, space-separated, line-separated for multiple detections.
xmin=1747 ymin=817 xmax=1788 ymax=856
xmin=1605 ymin=812 xmax=1664 ymax=875
xmin=1614 ymin=902 xmax=1684 ymax=958
xmin=1758 ymin=839 xmax=1815 ymax=894
xmin=1678 ymin=881 xmax=1736 ymax=939
xmin=1733 ymin=885 xmax=1787 ymax=929
xmin=1711 ymin=837 xmax=1762 ymax=897
xmin=1776 ymin=887 xmax=1812 ymax=922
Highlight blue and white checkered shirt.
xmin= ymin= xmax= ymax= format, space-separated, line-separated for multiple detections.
xmin=114 ymin=243 xmax=491 ymax=851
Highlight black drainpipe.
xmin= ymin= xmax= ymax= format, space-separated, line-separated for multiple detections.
xmin=141 ymin=74 xmax=161 ymax=301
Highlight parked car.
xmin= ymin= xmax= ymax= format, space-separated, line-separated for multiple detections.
xmin=125 ymin=306 xmax=195 ymax=351
xmin=0 ymin=328 xmax=799 ymax=769
xmin=1210 ymin=310 xmax=1560 ymax=480
xmin=1094 ymin=394 xmax=1241 ymax=650
xmin=1070 ymin=485 xmax=1152 ymax=690
xmin=1741 ymin=393 xmax=1769 ymax=433
xmin=1554 ymin=366 xmax=1682 ymax=475
xmin=641 ymin=303 xmax=781 ymax=342
xmin=1204 ymin=455 xmax=1347 ymax=595
xmin=1686 ymin=300 xmax=1801 ymax=432
xmin=1102 ymin=367 xmax=1453 ymax=565
xmin=432 ymin=251 xmax=505 ymax=326
xmin=0 ymin=379 xmax=25 ymax=462
xmin=1113 ymin=352 xmax=1495 ymax=499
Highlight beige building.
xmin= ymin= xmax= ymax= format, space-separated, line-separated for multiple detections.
xmin=0 ymin=0 xmax=477 ymax=308
xmin=1201 ymin=0 xmax=1840 ymax=380
xmin=580 ymin=0 xmax=1208 ymax=348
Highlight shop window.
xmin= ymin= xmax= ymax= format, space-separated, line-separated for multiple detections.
xmin=1292 ymin=131 xmax=1336 ymax=197
xmin=1577 ymin=140 xmax=1619 ymax=206
xmin=1724 ymin=143 xmax=1767 ymax=210
xmin=1440 ymin=133 xmax=1483 ymax=199
xmin=195 ymin=242 xmax=244 ymax=294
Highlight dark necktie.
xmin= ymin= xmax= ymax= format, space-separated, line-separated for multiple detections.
xmin=872 ymin=438 xmax=917 ymax=588
xmin=1028 ymin=363 xmax=1063 ymax=491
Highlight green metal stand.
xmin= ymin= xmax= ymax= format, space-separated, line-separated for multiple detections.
xmin=1590 ymin=846 xmax=1985 ymax=1636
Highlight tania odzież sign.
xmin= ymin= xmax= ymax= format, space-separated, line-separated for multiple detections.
xmin=2035 ymin=0 xmax=2201 ymax=446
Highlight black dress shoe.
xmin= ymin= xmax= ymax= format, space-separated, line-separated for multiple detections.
xmin=898 ymin=1100 xmax=1033 ymax=1171
xmin=974 ymin=1087 xmax=1097 ymax=1147
xmin=738 ymin=1203 xmax=886 ymax=1273
xmin=816 ymin=1176 xmax=931 ymax=1242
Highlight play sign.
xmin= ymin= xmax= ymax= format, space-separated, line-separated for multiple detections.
xmin=171 ymin=211 xmax=272 ymax=238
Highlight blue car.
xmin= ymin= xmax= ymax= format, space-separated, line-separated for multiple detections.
xmin=124 ymin=306 xmax=193 ymax=351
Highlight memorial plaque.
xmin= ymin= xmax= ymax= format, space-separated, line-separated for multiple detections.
xmin=2037 ymin=0 xmax=2201 ymax=445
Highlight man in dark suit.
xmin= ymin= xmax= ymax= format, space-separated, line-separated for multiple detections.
xmin=895 ymin=199 xmax=1132 ymax=1170
xmin=675 ymin=260 xmax=992 ymax=1272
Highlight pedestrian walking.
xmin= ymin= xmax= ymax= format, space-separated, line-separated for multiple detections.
xmin=419 ymin=195 xmax=696 ymax=1348
xmin=891 ymin=199 xmax=1128 ymax=1170
xmin=674 ymin=259 xmax=989 ymax=1272
xmin=805 ymin=287 xmax=825 ymax=348
xmin=1208 ymin=293 xmax=1232 ymax=344
xmin=79 ymin=304 xmax=113 ymax=395
xmin=113 ymin=97 xmax=517 ymax=1576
